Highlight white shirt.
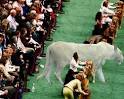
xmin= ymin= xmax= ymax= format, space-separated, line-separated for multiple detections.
xmin=28 ymin=37 xmax=39 ymax=45
xmin=5 ymin=58 xmax=14 ymax=72
xmin=101 ymin=0 xmax=115 ymax=9
xmin=16 ymin=37 xmax=25 ymax=50
xmin=16 ymin=37 xmax=33 ymax=53
xmin=100 ymin=6 xmax=115 ymax=16
xmin=70 ymin=57 xmax=83 ymax=72
xmin=5 ymin=58 xmax=20 ymax=72
xmin=7 ymin=15 xmax=19 ymax=32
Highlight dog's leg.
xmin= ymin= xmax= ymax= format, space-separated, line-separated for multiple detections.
xmin=97 ymin=67 xmax=105 ymax=83
xmin=55 ymin=64 xmax=64 ymax=84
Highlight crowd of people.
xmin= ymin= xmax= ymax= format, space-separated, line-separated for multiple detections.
xmin=0 ymin=0 xmax=66 ymax=98
xmin=63 ymin=0 xmax=124 ymax=99
xmin=0 ymin=0 xmax=123 ymax=99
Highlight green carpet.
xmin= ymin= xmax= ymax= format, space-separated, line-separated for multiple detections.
xmin=23 ymin=0 xmax=124 ymax=99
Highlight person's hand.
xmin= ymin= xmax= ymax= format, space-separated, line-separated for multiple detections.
xmin=11 ymin=76 xmax=15 ymax=82
xmin=82 ymin=91 xmax=89 ymax=95
xmin=79 ymin=61 xmax=86 ymax=66
xmin=4 ymin=90 xmax=8 ymax=95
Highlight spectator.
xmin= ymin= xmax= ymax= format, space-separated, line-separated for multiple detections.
xmin=7 ymin=9 xmax=19 ymax=34
xmin=0 ymin=33 xmax=5 ymax=59
xmin=12 ymin=31 xmax=35 ymax=75
xmin=12 ymin=0 xmax=25 ymax=16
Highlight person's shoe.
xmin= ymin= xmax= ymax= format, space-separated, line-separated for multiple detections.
xmin=29 ymin=74 xmax=34 ymax=76
xmin=41 ymin=53 xmax=46 ymax=57
xmin=26 ymin=78 xmax=30 ymax=81
xmin=56 ymin=25 xmax=60 ymax=27
xmin=24 ymin=88 xmax=31 ymax=92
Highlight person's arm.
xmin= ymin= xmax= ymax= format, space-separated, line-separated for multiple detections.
xmin=109 ymin=2 xmax=114 ymax=6
xmin=108 ymin=3 xmax=116 ymax=9
xmin=101 ymin=0 xmax=115 ymax=9
xmin=72 ymin=62 xmax=83 ymax=69
xmin=104 ymin=7 xmax=115 ymax=15
xmin=79 ymin=61 xmax=86 ymax=66
xmin=77 ymin=80 xmax=89 ymax=95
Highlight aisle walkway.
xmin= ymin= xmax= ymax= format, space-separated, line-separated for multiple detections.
xmin=23 ymin=0 xmax=124 ymax=99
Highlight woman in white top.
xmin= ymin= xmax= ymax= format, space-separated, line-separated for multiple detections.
xmin=70 ymin=52 xmax=85 ymax=72
xmin=101 ymin=0 xmax=116 ymax=9
xmin=64 ymin=52 xmax=86 ymax=85
xmin=100 ymin=0 xmax=115 ymax=24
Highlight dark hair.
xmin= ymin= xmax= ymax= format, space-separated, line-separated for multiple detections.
xmin=0 ymin=33 xmax=4 ymax=38
xmin=103 ymin=1 xmax=108 ymax=7
xmin=73 ymin=52 xmax=78 ymax=62
xmin=120 ymin=0 xmax=124 ymax=2
xmin=95 ymin=12 xmax=102 ymax=21
xmin=83 ymin=40 xmax=90 ymax=44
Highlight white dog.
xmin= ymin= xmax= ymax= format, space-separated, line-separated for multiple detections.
xmin=37 ymin=41 xmax=123 ymax=84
